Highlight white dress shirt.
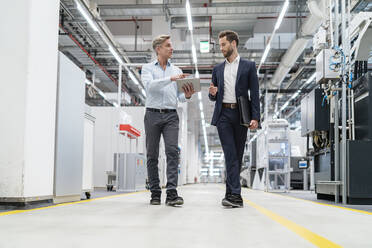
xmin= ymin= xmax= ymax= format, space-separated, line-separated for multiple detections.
xmin=141 ymin=60 xmax=187 ymax=109
xmin=223 ymin=55 xmax=240 ymax=103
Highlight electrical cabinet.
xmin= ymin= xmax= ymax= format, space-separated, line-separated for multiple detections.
xmin=301 ymin=89 xmax=330 ymax=136
xmin=346 ymin=140 xmax=372 ymax=204
xmin=353 ymin=72 xmax=372 ymax=140
xmin=116 ymin=153 xmax=147 ymax=192
xmin=316 ymin=49 xmax=340 ymax=83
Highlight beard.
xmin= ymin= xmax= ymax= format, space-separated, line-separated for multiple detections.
xmin=223 ymin=47 xmax=234 ymax=58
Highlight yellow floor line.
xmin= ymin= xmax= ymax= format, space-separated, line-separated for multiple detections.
xmin=244 ymin=198 xmax=343 ymax=248
xmin=258 ymin=190 xmax=372 ymax=216
xmin=0 ymin=190 xmax=148 ymax=217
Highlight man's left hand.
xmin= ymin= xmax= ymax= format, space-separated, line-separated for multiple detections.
xmin=249 ymin=120 xmax=258 ymax=130
xmin=182 ymin=83 xmax=195 ymax=99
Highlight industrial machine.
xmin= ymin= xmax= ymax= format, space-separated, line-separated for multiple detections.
xmin=301 ymin=11 xmax=372 ymax=204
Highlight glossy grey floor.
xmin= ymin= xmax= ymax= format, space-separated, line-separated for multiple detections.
xmin=0 ymin=184 xmax=371 ymax=248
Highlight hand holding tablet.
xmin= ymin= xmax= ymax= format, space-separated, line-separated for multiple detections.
xmin=176 ymin=78 xmax=201 ymax=92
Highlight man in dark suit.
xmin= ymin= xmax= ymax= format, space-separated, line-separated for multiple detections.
xmin=209 ymin=30 xmax=260 ymax=208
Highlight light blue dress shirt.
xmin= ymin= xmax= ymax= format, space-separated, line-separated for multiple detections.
xmin=141 ymin=60 xmax=187 ymax=110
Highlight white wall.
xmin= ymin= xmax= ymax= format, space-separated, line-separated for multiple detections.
xmin=92 ymin=107 xmax=146 ymax=188
xmin=54 ymin=52 xmax=85 ymax=199
xmin=0 ymin=0 xmax=60 ymax=198
xmin=178 ymin=103 xmax=188 ymax=185
xmin=186 ymin=130 xmax=200 ymax=184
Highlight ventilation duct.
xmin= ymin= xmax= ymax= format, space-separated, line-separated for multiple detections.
xmin=269 ymin=0 xmax=327 ymax=88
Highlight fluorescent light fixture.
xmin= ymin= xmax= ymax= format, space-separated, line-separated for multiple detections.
xmin=85 ymin=79 xmax=92 ymax=85
xmin=195 ymin=70 xmax=200 ymax=78
xmin=258 ymin=0 xmax=289 ymax=73
xmin=201 ymin=112 xmax=205 ymax=120
xmin=186 ymin=0 xmax=193 ymax=31
xmin=291 ymin=92 xmax=299 ymax=99
xmin=302 ymin=72 xmax=316 ymax=88
xmin=274 ymin=0 xmax=289 ymax=31
xmin=141 ymin=88 xmax=146 ymax=97
xmin=109 ymin=45 xmax=124 ymax=65
xmin=260 ymin=43 xmax=271 ymax=65
xmin=113 ymin=102 xmax=119 ymax=107
xmin=128 ymin=70 xmax=140 ymax=85
xmin=204 ymin=134 xmax=209 ymax=154
xmin=277 ymin=72 xmax=316 ymax=116
xmin=280 ymin=102 xmax=289 ymax=111
xmin=76 ymin=1 xmax=98 ymax=32
xmin=98 ymin=90 xmax=106 ymax=99
xmin=192 ymin=45 xmax=197 ymax=64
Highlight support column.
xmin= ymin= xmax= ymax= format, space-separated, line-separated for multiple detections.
xmin=0 ymin=0 xmax=60 ymax=203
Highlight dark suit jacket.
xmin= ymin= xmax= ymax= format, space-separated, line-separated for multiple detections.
xmin=209 ymin=58 xmax=260 ymax=126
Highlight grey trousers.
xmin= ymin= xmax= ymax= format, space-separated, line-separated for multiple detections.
xmin=144 ymin=109 xmax=179 ymax=194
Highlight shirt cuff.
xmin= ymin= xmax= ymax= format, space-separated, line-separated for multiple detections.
xmin=179 ymin=93 xmax=187 ymax=102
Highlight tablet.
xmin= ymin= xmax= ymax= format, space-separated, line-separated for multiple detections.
xmin=176 ymin=78 xmax=201 ymax=92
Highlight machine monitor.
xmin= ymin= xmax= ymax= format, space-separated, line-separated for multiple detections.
xmin=298 ymin=160 xmax=308 ymax=169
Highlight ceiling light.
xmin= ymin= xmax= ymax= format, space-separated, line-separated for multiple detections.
xmin=98 ymin=90 xmax=106 ymax=99
xmin=274 ymin=0 xmax=290 ymax=31
xmin=258 ymin=0 xmax=289 ymax=73
xmin=302 ymin=72 xmax=316 ymax=88
xmin=76 ymin=1 xmax=98 ymax=32
xmin=109 ymin=46 xmax=124 ymax=65
xmin=128 ymin=70 xmax=140 ymax=85
xmin=141 ymin=88 xmax=146 ymax=97
xmin=260 ymin=43 xmax=271 ymax=66
xmin=186 ymin=0 xmax=193 ymax=31
xmin=192 ymin=45 xmax=197 ymax=64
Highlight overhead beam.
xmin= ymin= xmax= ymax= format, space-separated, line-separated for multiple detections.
xmin=98 ymin=1 xmax=301 ymax=18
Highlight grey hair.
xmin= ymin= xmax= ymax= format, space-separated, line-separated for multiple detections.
xmin=152 ymin=34 xmax=171 ymax=51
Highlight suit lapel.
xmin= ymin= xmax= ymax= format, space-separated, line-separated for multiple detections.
xmin=220 ymin=62 xmax=225 ymax=87
xmin=235 ymin=59 xmax=244 ymax=93
xmin=219 ymin=62 xmax=225 ymax=97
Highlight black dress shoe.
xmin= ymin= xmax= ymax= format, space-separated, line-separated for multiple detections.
xmin=166 ymin=190 xmax=184 ymax=206
xmin=222 ymin=193 xmax=232 ymax=207
xmin=221 ymin=194 xmax=243 ymax=208
xmin=150 ymin=192 xmax=161 ymax=205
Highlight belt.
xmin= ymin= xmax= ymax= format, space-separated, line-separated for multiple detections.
xmin=146 ymin=108 xmax=176 ymax=113
xmin=222 ymin=103 xmax=238 ymax=109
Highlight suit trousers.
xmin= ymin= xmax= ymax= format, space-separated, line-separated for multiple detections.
xmin=144 ymin=109 xmax=179 ymax=194
xmin=217 ymin=107 xmax=248 ymax=195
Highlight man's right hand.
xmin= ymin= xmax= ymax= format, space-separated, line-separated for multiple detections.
xmin=171 ymin=74 xmax=189 ymax=81
xmin=209 ymin=83 xmax=218 ymax=96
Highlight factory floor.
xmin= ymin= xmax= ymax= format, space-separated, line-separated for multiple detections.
xmin=0 ymin=184 xmax=371 ymax=248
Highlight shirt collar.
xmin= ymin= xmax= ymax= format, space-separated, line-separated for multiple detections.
xmin=225 ymin=55 xmax=240 ymax=65
xmin=154 ymin=59 xmax=171 ymax=67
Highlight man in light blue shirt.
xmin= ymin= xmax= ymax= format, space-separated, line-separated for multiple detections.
xmin=141 ymin=34 xmax=195 ymax=206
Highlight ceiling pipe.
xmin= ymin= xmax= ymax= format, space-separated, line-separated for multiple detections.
xmin=269 ymin=0 xmax=327 ymax=88
xmin=59 ymin=24 xmax=138 ymax=105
